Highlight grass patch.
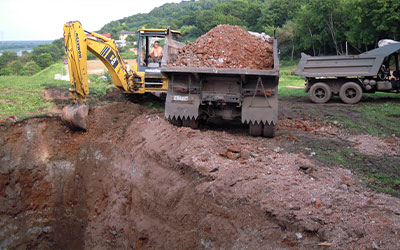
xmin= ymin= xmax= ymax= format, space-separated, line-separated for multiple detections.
xmin=321 ymin=102 xmax=400 ymax=138
xmin=289 ymin=137 xmax=400 ymax=196
xmin=0 ymin=62 xmax=118 ymax=119
xmin=366 ymin=173 xmax=400 ymax=196
xmin=278 ymin=65 xmax=307 ymax=97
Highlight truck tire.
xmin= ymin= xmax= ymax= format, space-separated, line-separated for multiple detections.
xmin=249 ymin=122 xmax=262 ymax=137
xmin=339 ymin=82 xmax=363 ymax=104
xmin=309 ymin=82 xmax=332 ymax=103
xmin=263 ymin=123 xmax=275 ymax=138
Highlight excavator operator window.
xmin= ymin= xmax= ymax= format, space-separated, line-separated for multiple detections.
xmin=138 ymin=35 xmax=165 ymax=67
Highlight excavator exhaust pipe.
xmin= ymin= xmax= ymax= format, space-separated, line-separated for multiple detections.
xmin=61 ymin=103 xmax=89 ymax=131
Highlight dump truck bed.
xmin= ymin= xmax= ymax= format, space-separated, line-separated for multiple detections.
xmin=161 ymin=66 xmax=279 ymax=77
xmin=296 ymin=43 xmax=400 ymax=78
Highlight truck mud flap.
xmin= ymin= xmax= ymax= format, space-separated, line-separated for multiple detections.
xmin=165 ymin=94 xmax=201 ymax=120
xmin=241 ymin=94 xmax=278 ymax=125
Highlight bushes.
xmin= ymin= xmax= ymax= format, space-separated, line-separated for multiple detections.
xmin=21 ymin=61 xmax=41 ymax=76
xmin=0 ymin=38 xmax=64 ymax=76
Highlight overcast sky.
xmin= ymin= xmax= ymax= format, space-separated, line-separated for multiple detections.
xmin=0 ymin=0 xmax=182 ymax=41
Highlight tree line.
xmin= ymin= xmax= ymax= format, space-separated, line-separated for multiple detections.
xmin=0 ymin=39 xmax=64 ymax=76
xmin=1 ymin=0 xmax=398 ymax=75
xmin=100 ymin=0 xmax=400 ymax=60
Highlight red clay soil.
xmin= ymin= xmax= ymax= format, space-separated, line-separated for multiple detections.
xmin=1 ymin=102 xmax=400 ymax=249
xmin=171 ymin=25 xmax=274 ymax=70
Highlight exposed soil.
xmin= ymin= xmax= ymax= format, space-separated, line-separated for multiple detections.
xmin=1 ymin=98 xmax=400 ymax=249
xmin=44 ymin=87 xmax=72 ymax=101
xmin=171 ymin=25 xmax=274 ymax=70
xmin=86 ymin=59 xmax=137 ymax=75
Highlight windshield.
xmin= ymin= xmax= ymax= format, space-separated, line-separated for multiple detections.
xmin=138 ymin=36 xmax=165 ymax=67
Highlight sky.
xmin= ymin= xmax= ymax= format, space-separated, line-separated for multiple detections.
xmin=0 ymin=0 xmax=182 ymax=41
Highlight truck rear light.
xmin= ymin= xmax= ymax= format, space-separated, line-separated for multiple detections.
xmin=173 ymin=86 xmax=188 ymax=93
xmin=255 ymin=90 xmax=273 ymax=96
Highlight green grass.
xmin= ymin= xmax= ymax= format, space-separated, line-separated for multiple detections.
xmin=299 ymin=137 xmax=400 ymax=196
xmin=278 ymin=65 xmax=307 ymax=97
xmin=0 ymin=62 xmax=116 ymax=119
xmin=120 ymin=50 xmax=137 ymax=60
xmin=366 ymin=173 xmax=400 ymax=196
xmin=323 ymin=102 xmax=400 ymax=137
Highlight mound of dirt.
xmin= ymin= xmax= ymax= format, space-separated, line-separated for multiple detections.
xmin=1 ymin=102 xmax=400 ymax=249
xmin=171 ymin=25 xmax=274 ymax=70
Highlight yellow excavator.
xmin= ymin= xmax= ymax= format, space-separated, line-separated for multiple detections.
xmin=61 ymin=21 xmax=184 ymax=130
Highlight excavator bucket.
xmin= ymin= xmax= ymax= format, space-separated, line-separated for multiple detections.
xmin=61 ymin=103 xmax=89 ymax=131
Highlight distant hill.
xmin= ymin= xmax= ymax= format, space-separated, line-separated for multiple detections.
xmin=0 ymin=40 xmax=52 ymax=53
xmin=91 ymin=0 xmax=400 ymax=58
xmin=98 ymin=0 xmax=243 ymax=41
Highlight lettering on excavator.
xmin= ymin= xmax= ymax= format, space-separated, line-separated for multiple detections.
xmin=75 ymin=33 xmax=81 ymax=58
xmin=106 ymin=51 xmax=118 ymax=68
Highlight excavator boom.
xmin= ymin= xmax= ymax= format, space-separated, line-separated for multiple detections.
xmin=62 ymin=21 xmax=139 ymax=130
xmin=63 ymin=21 xmax=136 ymax=102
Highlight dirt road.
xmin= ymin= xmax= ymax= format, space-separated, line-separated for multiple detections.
xmin=1 ymin=97 xmax=400 ymax=249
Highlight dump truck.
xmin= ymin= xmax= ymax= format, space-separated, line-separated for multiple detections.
xmin=161 ymin=34 xmax=279 ymax=137
xmin=296 ymin=43 xmax=400 ymax=104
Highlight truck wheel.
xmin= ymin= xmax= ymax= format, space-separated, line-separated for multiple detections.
xmin=339 ymin=82 xmax=363 ymax=104
xmin=309 ymin=82 xmax=332 ymax=103
xmin=263 ymin=123 xmax=275 ymax=138
xmin=168 ymin=117 xmax=182 ymax=127
xmin=249 ymin=122 xmax=262 ymax=137
xmin=182 ymin=117 xmax=199 ymax=129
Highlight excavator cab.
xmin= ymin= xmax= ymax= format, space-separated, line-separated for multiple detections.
xmin=136 ymin=28 xmax=183 ymax=91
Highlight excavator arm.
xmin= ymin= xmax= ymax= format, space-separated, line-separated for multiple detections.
xmin=61 ymin=21 xmax=184 ymax=130
xmin=62 ymin=21 xmax=140 ymax=130
xmin=63 ymin=21 xmax=139 ymax=102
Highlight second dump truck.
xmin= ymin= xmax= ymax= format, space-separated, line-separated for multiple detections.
xmin=296 ymin=43 xmax=400 ymax=104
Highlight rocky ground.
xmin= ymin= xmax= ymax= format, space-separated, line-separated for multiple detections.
xmin=1 ymin=97 xmax=400 ymax=249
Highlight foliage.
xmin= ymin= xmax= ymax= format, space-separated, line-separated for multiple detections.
xmin=0 ymin=38 xmax=64 ymax=76
xmin=0 ymin=51 xmax=18 ymax=69
xmin=97 ymin=0 xmax=400 ymax=58
xmin=1 ymin=0 xmax=399 ymax=77
xmin=21 ymin=61 xmax=41 ymax=76
xmin=34 ymin=53 xmax=54 ymax=69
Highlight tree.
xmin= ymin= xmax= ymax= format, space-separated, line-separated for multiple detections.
xmin=295 ymin=0 xmax=347 ymax=55
xmin=276 ymin=20 xmax=298 ymax=60
xmin=0 ymin=66 xmax=13 ymax=76
xmin=31 ymin=43 xmax=63 ymax=63
xmin=34 ymin=53 xmax=53 ymax=69
xmin=21 ymin=61 xmax=41 ymax=75
xmin=259 ymin=0 xmax=307 ymax=28
xmin=126 ymin=34 xmax=138 ymax=43
xmin=8 ymin=60 xmax=23 ymax=75
xmin=0 ymin=51 xmax=18 ymax=69
xmin=344 ymin=0 xmax=400 ymax=51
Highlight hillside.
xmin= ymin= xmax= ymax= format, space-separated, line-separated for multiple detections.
xmin=98 ymin=0 xmax=400 ymax=59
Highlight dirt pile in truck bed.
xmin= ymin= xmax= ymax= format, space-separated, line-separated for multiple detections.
xmin=171 ymin=25 xmax=274 ymax=70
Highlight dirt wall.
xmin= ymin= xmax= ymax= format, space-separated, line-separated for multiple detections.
xmin=1 ymin=102 xmax=400 ymax=249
